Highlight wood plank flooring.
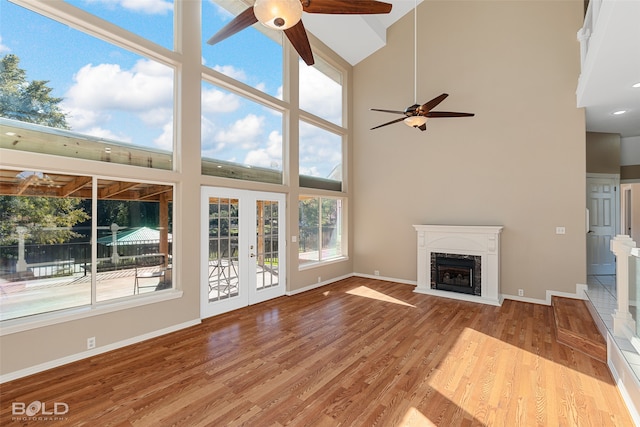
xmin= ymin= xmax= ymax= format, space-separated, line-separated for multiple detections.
xmin=0 ymin=277 xmax=634 ymax=426
xmin=552 ymin=296 xmax=607 ymax=363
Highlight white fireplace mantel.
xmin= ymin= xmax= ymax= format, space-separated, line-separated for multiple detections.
xmin=413 ymin=225 xmax=504 ymax=306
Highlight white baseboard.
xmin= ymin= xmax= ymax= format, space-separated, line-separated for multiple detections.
xmin=502 ymin=283 xmax=588 ymax=306
xmin=353 ymin=273 xmax=416 ymax=286
xmin=0 ymin=319 xmax=201 ymax=384
xmin=285 ymin=273 xmax=355 ymax=296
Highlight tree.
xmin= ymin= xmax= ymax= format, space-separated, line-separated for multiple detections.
xmin=0 ymin=195 xmax=90 ymax=246
xmin=0 ymin=53 xmax=69 ymax=128
xmin=0 ymin=55 xmax=85 ymax=250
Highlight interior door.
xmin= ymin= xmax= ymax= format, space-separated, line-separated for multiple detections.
xmin=587 ymin=176 xmax=619 ymax=275
xmin=201 ymin=187 xmax=285 ymax=318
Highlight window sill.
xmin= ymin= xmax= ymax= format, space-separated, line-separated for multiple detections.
xmin=298 ymin=256 xmax=349 ymax=271
xmin=0 ymin=289 xmax=183 ymax=336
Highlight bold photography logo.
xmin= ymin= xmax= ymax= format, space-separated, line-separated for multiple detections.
xmin=12 ymin=400 xmax=69 ymax=420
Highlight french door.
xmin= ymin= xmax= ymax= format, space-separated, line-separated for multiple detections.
xmin=201 ymin=187 xmax=286 ymax=318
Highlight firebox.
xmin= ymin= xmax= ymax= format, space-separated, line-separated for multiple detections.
xmin=431 ymin=253 xmax=481 ymax=296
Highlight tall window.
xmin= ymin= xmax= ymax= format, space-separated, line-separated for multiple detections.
xmin=0 ymin=169 xmax=174 ymax=321
xmin=202 ymin=0 xmax=283 ymax=99
xmin=299 ymin=121 xmax=342 ymax=191
xmin=0 ymin=0 xmax=175 ymax=169
xmin=299 ymin=57 xmax=342 ymax=126
xmin=201 ymin=80 xmax=283 ymax=184
xmin=64 ymin=0 xmax=175 ymax=50
xmin=298 ymin=196 xmax=344 ymax=266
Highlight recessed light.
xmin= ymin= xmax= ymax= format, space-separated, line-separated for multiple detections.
xmin=613 ymin=110 xmax=627 ymax=115
xmin=5 ymin=132 xmax=16 ymax=136
xmin=633 ymin=82 xmax=640 ymax=88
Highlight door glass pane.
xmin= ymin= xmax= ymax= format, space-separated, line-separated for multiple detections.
xmin=207 ymin=197 xmax=239 ymax=301
xmin=256 ymin=200 xmax=279 ymax=291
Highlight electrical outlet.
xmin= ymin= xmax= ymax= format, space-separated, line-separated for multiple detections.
xmin=518 ymin=289 xmax=524 ymax=297
xmin=555 ymin=226 xmax=566 ymax=235
xmin=374 ymin=270 xmax=380 ymax=276
xmin=87 ymin=337 xmax=96 ymax=350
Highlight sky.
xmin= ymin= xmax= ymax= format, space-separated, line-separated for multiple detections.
xmin=0 ymin=0 xmax=342 ymax=178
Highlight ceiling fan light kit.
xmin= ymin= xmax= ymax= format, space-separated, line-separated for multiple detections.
xmin=207 ymin=1 xmax=393 ymax=66
xmin=254 ymin=0 xmax=303 ymax=30
xmin=404 ymin=116 xmax=428 ymax=128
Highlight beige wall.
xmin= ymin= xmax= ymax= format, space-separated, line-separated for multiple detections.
xmin=352 ymin=0 xmax=586 ymax=300
xmin=587 ymin=132 xmax=621 ymax=174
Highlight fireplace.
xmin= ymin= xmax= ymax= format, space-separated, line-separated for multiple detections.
xmin=414 ymin=225 xmax=503 ymax=306
xmin=432 ymin=253 xmax=481 ymax=295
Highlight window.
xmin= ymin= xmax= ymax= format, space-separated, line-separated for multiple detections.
xmin=299 ymin=121 xmax=342 ymax=191
xmin=64 ymin=0 xmax=175 ymax=50
xmin=201 ymin=80 xmax=283 ymax=184
xmin=0 ymin=168 xmax=174 ymax=321
xmin=298 ymin=196 xmax=344 ymax=266
xmin=0 ymin=1 xmax=175 ymax=169
xmin=299 ymin=57 xmax=342 ymax=126
xmin=202 ymin=0 xmax=283 ymax=99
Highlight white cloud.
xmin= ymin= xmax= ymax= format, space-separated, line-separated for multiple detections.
xmin=214 ymin=114 xmax=264 ymax=147
xmin=244 ymin=130 xmax=282 ymax=169
xmin=65 ymin=60 xmax=173 ymax=112
xmin=84 ymin=0 xmax=172 ymax=15
xmin=82 ymin=126 xmax=132 ymax=142
xmin=212 ymin=65 xmax=246 ymax=81
xmin=202 ymin=87 xmax=241 ymax=114
xmin=299 ymin=65 xmax=341 ymax=124
xmin=62 ymin=59 xmax=173 ymax=148
xmin=153 ymin=121 xmax=173 ymax=150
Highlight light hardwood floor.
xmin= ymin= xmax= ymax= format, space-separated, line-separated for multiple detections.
xmin=1 ymin=277 xmax=634 ymax=426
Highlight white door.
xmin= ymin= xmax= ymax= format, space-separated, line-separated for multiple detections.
xmin=587 ymin=176 xmax=619 ymax=275
xmin=201 ymin=187 xmax=286 ymax=318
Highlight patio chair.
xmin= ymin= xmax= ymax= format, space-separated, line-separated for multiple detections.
xmin=134 ymin=254 xmax=167 ymax=294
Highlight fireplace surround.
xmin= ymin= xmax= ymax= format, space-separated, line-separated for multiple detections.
xmin=414 ymin=225 xmax=503 ymax=306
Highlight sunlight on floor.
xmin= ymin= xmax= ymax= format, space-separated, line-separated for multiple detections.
xmin=400 ymin=407 xmax=436 ymax=426
xmin=346 ymin=286 xmax=415 ymax=307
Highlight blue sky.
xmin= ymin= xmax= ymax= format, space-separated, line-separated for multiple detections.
xmin=0 ymin=0 xmax=342 ymax=178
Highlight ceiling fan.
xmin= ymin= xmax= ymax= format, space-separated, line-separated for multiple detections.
xmin=206 ymin=0 xmax=393 ymax=66
xmin=370 ymin=1 xmax=474 ymax=132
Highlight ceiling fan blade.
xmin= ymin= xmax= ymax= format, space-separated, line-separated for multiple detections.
xmin=418 ymin=93 xmax=449 ymax=114
xmin=284 ymin=20 xmax=315 ymax=65
xmin=370 ymin=108 xmax=406 ymax=115
xmin=371 ymin=117 xmax=405 ymax=130
xmin=207 ymin=7 xmax=258 ymax=45
xmin=303 ymin=0 xmax=392 ymax=14
xmin=426 ymin=111 xmax=475 ymax=118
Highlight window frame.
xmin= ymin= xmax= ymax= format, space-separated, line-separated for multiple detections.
xmin=298 ymin=194 xmax=347 ymax=269
xmin=0 ymin=166 xmax=179 ymax=334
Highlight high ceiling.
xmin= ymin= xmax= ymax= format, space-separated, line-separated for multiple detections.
xmin=307 ymin=0 xmax=640 ymax=138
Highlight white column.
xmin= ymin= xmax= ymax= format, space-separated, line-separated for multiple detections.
xmin=16 ymin=226 xmax=28 ymax=272
xmin=610 ymin=235 xmax=636 ymax=337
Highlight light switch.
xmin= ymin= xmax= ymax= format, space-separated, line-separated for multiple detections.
xmin=292 ymin=236 xmax=297 ymax=242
